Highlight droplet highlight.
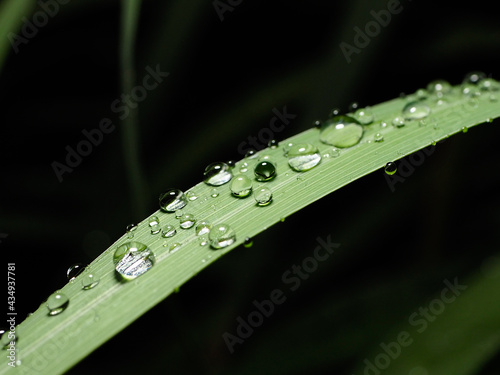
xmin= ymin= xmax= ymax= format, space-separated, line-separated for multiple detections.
xmin=67 ymin=263 xmax=86 ymax=281
xmin=196 ymin=221 xmax=212 ymax=236
xmin=161 ymin=225 xmax=177 ymax=238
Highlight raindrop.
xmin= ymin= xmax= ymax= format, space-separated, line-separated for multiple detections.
xmin=268 ymin=139 xmax=278 ymax=148
xmin=287 ymin=143 xmax=322 ymax=171
xmin=227 ymin=160 xmax=236 ymax=168
xmin=320 ymin=116 xmax=363 ymax=148
xmin=196 ymin=221 xmax=212 ymax=236
xmin=415 ymin=88 xmax=428 ymax=100
xmin=426 ymin=80 xmax=452 ymax=97
xmin=461 ymin=83 xmax=481 ymax=97
xmin=254 ymin=187 xmax=273 ymax=206
xmin=67 ymin=263 xmax=86 ymax=281
xmin=243 ymin=237 xmax=253 ymax=248
xmin=380 ymin=121 xmax=388 ymax=128
xmin=186 ymin=191 xmax=198 ymax=201
xmin=81 ymin=272 xmax=100 ymax=290
xmin=239 ymin=162 xmax=248 ymax=173
xmin=461 ymin=126 xmax=468 ymax=133
xmin=148 ymin=216 xmax=160 ymax=234
xmin=204 ymin=162 xmax=233 ymax=186
xmin=179 ymin=214 xmax=196 ymax=229
xmin=374 ymin=133 xmax=384 ymax=142
xmin=126 ymin=223 xmax=137 ymax=238
xmin=209 ymin=224 xmax=236 ymax=249
xmin=210 ymin=188 xmax=219 ymax=198
xmin=402 ymin=101 xmax=430 ymax=120
xmin=199 ymin=237 xmax=209 ymax=246
xmin=479 ymin=78 xmax=500 ymax=92
xmin=254 ymin=161 xmax=277 ymax=181
xmin=159 ymin=189 xmax=188 ymax=212
xmin=384 ymin=162 xmax=397 ymax=175
xmin=46 ymin=292 xmax=69 ymax=316
xmin=392 ymin=116 xmax=405 ymax=128
xmin=175 ymin=210 xmax=183 ymax=218
xmin=230 ymin=175 xmax=253 ymax=198
xmin=462 ymin=71 xmax=486 ymax=85
xmin=161 ymin=225 xmax=177 ymax=238
xmin=245 ymin=150 xmax=256 ymax=158
xmin=328 ymin=108 xmax=340 ymax=118
xmin=348 ymin=102 xmax=359 ymax=111
xmin=354 ymin=107 xmax=374 ymax=125
xmin=114 ymin=241 xmax=155 ymax=280
xmin=313 ymin=120 xmax=322 ymax=128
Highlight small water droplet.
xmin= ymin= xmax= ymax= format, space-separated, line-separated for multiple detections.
xmin=392 ymin=116 xmax=405 ymax=128
xmin=461 ymin=83 xmax=481 ymax=97
xmin=415 ymin=88 xmax=428 ymax=100
xmin=46 ymin=292 xmax=69 ymax=316
xmin=490 ymin=94 xmax=498 ymax=102
xmin=245 ymin=150 xmax=257 ymax=158
xmin=313 ymin=120 xmax=322 ymax=128
xmin=268 ymin=139 xmax=278 ymax=148
xmin=179 ymin=214 xmax=196 ymax=229
xmin=186 ymin=191 xmax=198 ymax=201
xmin=487 ymin=118 xmax=494 ymax=123
xmin=114 ymin=242 xmax=155 ymax=280
xmin=161 ymin=225 xmax=177 ymax=238
xmin=330 ymin=148 xmax=340 ymax=157
xmin=254 ymin=161 xmax=277 ymax=181
xmin=204 ymin=162 xmax=233 ymax=186
xmin=243 ymin=237 xmax=253 ymax=248
xmin=348 ymin=102 xmax=359 ymax=111
xmin=199 ymin=236 xmax=209 ymax=246
xmin=210 ymin=188 xmax=219 ymax=198
xmin=148 ymin=216 xmax=161 ymax=234
xmin=209 ymin=224 xmax=236 ymax=249
xmin=462 ymin=71 xmax=486 ymax=85
xmin=426 ymin=79 xmax=452 ymax=97
xmin=461 ymin=126 xmax=468 ymax=133
xmin=320 ymin=116 xmax=363 ymax=148
xmin=478 ymin=77 xmax=500 ymax=92
xmin=354 ymin=107 xmax=374 ymax=125
xmin=384 ymin=162 xmax=397 ymax=175
xmin=254 ymin=187 xmax=273 ymax=206
xmin=380 ymin=121 xmax=388 ymax=128
xmin=431 ymin=140 xmax=437 ymax=146
xmin=195 ymin=221 xmax=211 ymax=236
xmin=67 ymin=263 xmax=86 ymax=281
xmin=81 ymin=272 xmax=100 ymax=290
xmin=126 ymin=223 xmax=137 ymax=232
xmin=374 ymin=133 xmax=384 ymax=142
xmin=287 ymin=143 xmax=322 ymax=171
xmin=169 ymin=243 xmax=180 ymax=253
xmin=239 ymin=162 xmax=248 ymax=173
xmin=175 ymin=209 xmax=183 ymax=218
xmin=231 ymin=175 xmax=253 ymax=197
xmin=402 ymin=101 xmax=431 ymax=120
xmin=159 ymin=189 xmax=188 ymax=212
xmin=328 ymin=108 xmax=340 ymax=118
xmin=227 ymin=160 xmax=236 ymax=168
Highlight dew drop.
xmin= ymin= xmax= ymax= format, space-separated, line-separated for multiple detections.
xmin=245 ymin=150 xmax=256 ymax=158
xmin=384 ymin=162 xmax=397 ymax=175
xmin=268 ymin=139 xmax=278 ymax=148
xmin=227 ymin=160 xmax=236 ymax=168
xmin=175 ymin=209 xmax=183 ymax=218
xmin=148 ymin=216 xmax=161 ymax=234
xmin=320 ymin=116 xmax=363 ymax=148
xmin=199 ymin=236 xmax=209 ymax=246
xmin=461 ymin=126 xmax=468 ymax=133
xmin=392 ymin=116 xmax=405 ymax=128
xmin=402 ymin=101 xmax=430 ymax=120
xmin=426 ymin=80 xmax=452 ymax=97
xmin=374 ymin=133 xmax=384 ymax=142
xmin=313 ymin=120 xmax=322 ymax=128
xmin=67 ymin=263 xmax=86 ymax=281
xmin=196 ymin=221 xmax=212 ymax=236
xmin=254 ymin=161 xmax=277 ymax=181
xmin=239 ymin=162 xmax=248 ymax=173
xmin=209 ymin=224 xmax=236 ymax=249
xmin=243 ymin=237 xmax=253 ymax=248
xmin=46 ymin=292 xmax=69 ymax=316
xmin=348 ymin=102 xmax=359 ymax=111
xmin=179 ymin=214 xmax=196 ymax=229
xmin=186 ymin=191 xmax=198 ymax=201
xmin=204 ymin=162 xmax=233 ymax=186
xmin=113 ymin=241 xmax=155 ymax=280
xmin=230 ymin=175 xmax=253 ymax=198
xmin=328 ymin=108 xmax=340 ymax=118
xmin=330 ymin=148 xmax=341 ymax=157
xmin=159 ymin=189 xmax=188 ymax=212
xmin=287 ymin=143 xmax=322 ymax=171
xmin=126 ymin=223 xmax=137 ymax=238
xmin=380 ymin=121 xmax=388 ymax=128
xmin=81 ymin=272 xmax=100 ymax=290
xmin=479 ymin=77 xmax=500 ymax=92
xmin=462 ymin=71 xmax=486 ymax=85
xmin=354 ymin=107 xmax=374 ymax=125
xmin=161 ymin=225 xmax=177 ymax=238
xmin=210 ymin=188 xmax=219 ymax=198
xmin=461 ymin=83 xmax=481 ymax=97
xmin=254 ymin=187 xmax=273 ymax=206
xmin=169 ymin=243 xmax=180 ymax=252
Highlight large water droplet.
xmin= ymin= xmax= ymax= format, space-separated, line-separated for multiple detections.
xmin=114 ymin=241 xmax=155 ymax=280
xmin=159 ymin=189 xmax=188 ymax=212
xmin=287 ymin=143 xmax=322 ymax=171
xmin=320 ymin=116 xmax=363 ymax=148
xmin=81 ymin=272 xmax=100 ymax=290
xmin=148 ymin=216 xmax=160 ymax=234
xmin=254 ymin=161 xmax=276 ymax=181
xmin=196 ymin=221 xmax=211 ymax=236
xmin=46 ymin=292 xmax=69 ymax=316
xmin=162 ymin=225 xmax=177 ymax=238
xmin=209 ymin=224 xmax=236 ymax=249
xmin=384 ymin=162 xmax=397 ymax=175
xmin=231 ymin=175 xmax=253 ymax=198
xmin=204 ymin=162 xmax=233 ymax=186
xmin=179 ymin=214 xmax=196 ymax=229
xmin=254 ymin=187 xmax=273 ymax=206
xmin=402 ymin=101 xmax=431 ymax=120
xmin=67 ymin=263 xmax=86 ymax=281
xmin=354 ymin=107 xmax=374 ymax=125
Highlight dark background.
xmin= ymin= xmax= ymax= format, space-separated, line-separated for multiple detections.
xmin=1 ymin=0 xmax=500 ymax=374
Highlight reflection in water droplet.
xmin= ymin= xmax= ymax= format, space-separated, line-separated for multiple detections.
xmin=186 ymin=191 xmax=198 ymax=201
xmin=209 ymin=224 xmax=236 ymax=249
xmin=320 ymin=116 xmax=363 ymax=148
xmin=348 ymin=102 xmax=359 ymax=111
xmin=161 ymin=225 xmax=177 ymax=238
xmin=114 ymin=242 xmax=155 ymax=280
xmin=81 ymin=272 xmax=100 ymax=290
xmin=392 ymin=116 xmax=405 ymax=128
xmin=254 ymin=187 xmax=273 ymax=206
xmin=287 ymin=143 xmax=322 ymax=171
xmin=402 ymin=101 xmax=430 ymax=120
xmin=126 ymin=223 xmax=137 ymax=238
xmin=46 ymin=292 xmax=69 ymax=316
xmin=384 ymin=162 xmax=397 ymax=175
xmin=254 ymin=161 xmax=277 ymax=181
xmin=354 ymin=107 xmax=374 ymax=125
xmin=231 ymin=175 xmax=253 ymax=198
xmin=159 ymin=189 xmax=188 ymax=212
xmin=179 ymin=214 xmax=196 ymax=229
xmin=196 ymin=221 xmax=211 ymax=236
xmin=374 ymin=133 xmax=384 ymax=142
xmin=175 ymin=210 xmax=183 ymax=218
xmin=67 ymin=263 xmax=86 ymax=281
xmin=243 ymin=237 xmax=253 ymax=248
xmin=204 ymin=162 xmax=233 ymax=186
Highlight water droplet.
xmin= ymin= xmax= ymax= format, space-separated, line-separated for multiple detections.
xmin=196 ymin=221 xmax=211 ymax=236
xmin=175 ymin=209 xmax=183 ymax=218
xmin=354 ymin=107 xmax=374 ymax=125
xmin=114 ymin=242 xmax=155 ymax=280
xmin=199 ymin=236 xmax=209 ymax=246
xmin=402 ymin=101 xmax=430 ymax=120
xmin=415 ymin=88 xmax=428 ymax=100
xmin=392 ymin=116 xmax=405 ymax=128
xmin=169 ymin=243 xmax=180 ymax=252
xmin=487 ymin=118 xmax=494 ymax=123
xmin=268 ymin=139 xmax=278 ymax=148
xmin=67 ymin=263 xmax=86 ymax=281
xmin=330 ymin=148 xmax=340 ymax=157
xmin=384 ymin=162 xmax=397 ymax=175
xmin=210 ymin=188 xmax=219 ymax=198
xmin=1 ymin=328 xmax=17 ymax=349
xmin=462 ymin=71 xmax=486 ymax=85
xmin=148 ymin=216 xmax=161 ymax=234
xmin=461 ymin=126 xmax=468 ymax=133
xmin=490 ymin=94 xmax=498 ymax=102
xmin=245 ymin=150 xmax=256 ymax=158
xmin=243 ymin=237 xmax=253 ymax=248
xmin=313 ymin=120 xmax=322 ymax=128
xmin=126 ymin=223 xmax=137 ymax=238
xmin=426 ymin=80 xmax=452 ymax=97
xmin=161 ymin=225 xmax=177 ymax=238
xmin=204 ymin=162 xmax=233 ymax=186
xmin=374 ymin=133 xmax=384 ymax=142
xmin=348 ymin=102 xmax=359 ymax=111
xmin=46 ymin=292 xmax=69 ymax=316
xmin=81 ymin=272 xmax=100 ymax=290
xmin=230 ymin=175 xmax=253 ymax=198
xmin=209 ymin=224 xmax=236 ymax=249
xmin=320 ymin=116 xmax=363 ymax=148
xmin=328 ymin=108 xmax=340 ymax=118
xmin=159 ymin=189 xmax=188 ymax=212
xmin=380 ymin=121 xmax=388 ymax=128
xmin=254 ymin=187 xmax=273 ymax=206
xmin=227 ymin=160 xmax=236 ymax=168
xmin=287 ymin=143 xmax=322 ymax=171
xmin=186 ymin=191 xmax=198 ymax=201
xmin=239 ymin=162 xmax=248 ymax=173
xmin=282 ymin=142 xmax=295 ymax=156
xmin=479 ymin=77 xmax=500 ymax=92
xmin=254 ymin=161 xmax=277 ymax=181
xmin=461 ymin=83 xmax=481 ymax=97
xmin=179 ymin=214 xmax=196 ymax=229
